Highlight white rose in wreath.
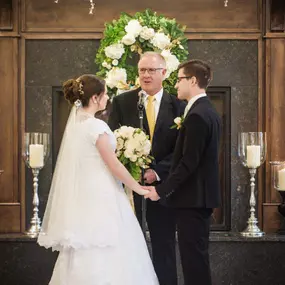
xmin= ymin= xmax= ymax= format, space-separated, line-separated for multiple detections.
xmin=140 ymin=26 xmax=155 ymax=40
xmin=150 ymin=32 xmax=171 ymax=50
xmin=105 ymin=67 xmax=127 ymax=89
xmin=104 ymin=43 xmax=125 ymax=60
xmin=125 ymin=19 xmax=142 ymax=37
xmin=102 ymin=61 xmax=112 ymax=69
xmin=161 ymin=49 xmax=180 ymax=78
xmin=122 ymin=34 xmax=136 ymax=46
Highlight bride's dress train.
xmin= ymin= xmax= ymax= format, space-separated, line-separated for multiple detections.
xmin=49 ymin=188 xmax=157 ymax=285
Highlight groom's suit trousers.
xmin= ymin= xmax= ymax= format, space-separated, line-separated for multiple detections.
xmin=176 ymin=208 xmax=212 ymax=285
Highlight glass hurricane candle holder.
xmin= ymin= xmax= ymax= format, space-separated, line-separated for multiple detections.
xmin=238 ymin=132 xmax=266 ymax=237
xmin=22 ymin=132 xmax=50 ymax=237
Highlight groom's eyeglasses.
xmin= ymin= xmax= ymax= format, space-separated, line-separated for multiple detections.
xmin=138 ymin=68 xmax=164 ymax=75
xmin=177 ymin=76 xmax=193 ymax=83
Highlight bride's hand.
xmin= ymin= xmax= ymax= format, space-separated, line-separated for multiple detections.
xmin=136 ymin=187 xmax=150 ymax=196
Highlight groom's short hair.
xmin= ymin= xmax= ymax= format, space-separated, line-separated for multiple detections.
xmin=178 ymin=59 xmax=212 ymax=89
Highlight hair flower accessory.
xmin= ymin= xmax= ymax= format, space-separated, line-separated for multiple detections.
xmin=74 ymin=99 xmax=82 ymax=108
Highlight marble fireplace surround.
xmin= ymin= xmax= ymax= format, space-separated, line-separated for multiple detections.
xmin=25 ymin=39 xmax=259 ymax=233
xmin=1 ymin=37 xmax=285 ymax=285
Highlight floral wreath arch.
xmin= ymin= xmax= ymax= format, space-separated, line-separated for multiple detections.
xmin=95 ymin=9 xmax=189 ymax=96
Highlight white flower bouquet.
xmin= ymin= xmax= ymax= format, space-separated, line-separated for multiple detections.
xmin=114 ymin=126 xmax=152 ymax=181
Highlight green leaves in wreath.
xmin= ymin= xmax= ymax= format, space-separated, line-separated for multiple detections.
xmin=95 ymin=9 xmax=188 ymax=97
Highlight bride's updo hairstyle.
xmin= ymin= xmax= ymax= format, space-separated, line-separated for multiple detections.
xmin=63 ymin=74 xmax=105 ymax=107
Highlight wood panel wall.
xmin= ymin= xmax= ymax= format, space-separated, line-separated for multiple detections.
xmin=0 ymin=38 xmax=20 ymax=233
xmin=22 ymin=0 xmax=260 ymax=32
xmin=263 ymin=37 xmax=285 ymax=233
xmin=1 ymin=0 xmax=285 ymax=234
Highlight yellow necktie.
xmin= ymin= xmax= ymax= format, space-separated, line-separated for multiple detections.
xmin=146 ymin=96 xmax=156 ymax=142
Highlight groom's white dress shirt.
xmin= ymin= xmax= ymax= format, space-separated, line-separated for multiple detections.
xmin=184 ymin=93 xmax=207 ymax=117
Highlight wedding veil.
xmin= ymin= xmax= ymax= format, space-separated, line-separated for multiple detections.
xmin=37 ymin=105 xmax=82 ymax=250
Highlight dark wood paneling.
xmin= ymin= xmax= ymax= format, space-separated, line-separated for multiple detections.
xmin=270 ymin=0 xmax=285 ymax=32
xmin=22 ymin=0 xmax=260 ymax=32
xmin=0 ymin=38 xmax=19 ymax=233
xmin=0 ymin=204 xmax=21 ymax=233
xmin=263 ymin=203 xmax=281 ymax=233
xmin=263 ymin=38 xmax=285 ymax=231
xmin=0 ymin=0 xmax=12 ymax=30
xmin=267 ymin=39 xmax=285 ymax=202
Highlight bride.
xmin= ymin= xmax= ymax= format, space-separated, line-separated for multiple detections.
xmin=37 ymin=74 xmax=159 ymax=285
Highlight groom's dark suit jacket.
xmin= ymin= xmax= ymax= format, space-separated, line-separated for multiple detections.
xmin=108 ymin=88 xmax=186 ymax=181
xmin=156 ymin=96 xmax=221 ymax=209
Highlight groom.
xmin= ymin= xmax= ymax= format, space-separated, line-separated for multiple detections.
xmin=108 ymin=52 xmax=185 ymax=285
xmin=144 ymin=59 xmax=221 ymax=285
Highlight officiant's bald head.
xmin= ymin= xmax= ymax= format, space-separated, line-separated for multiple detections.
xmin=139 ymin=52 xmax=166 ymax=68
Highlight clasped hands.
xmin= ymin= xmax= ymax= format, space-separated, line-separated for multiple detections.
xmin=142 ymin=186 xmax=160 ymax=201
xmin=141 ymin=169 xmax=160 ymax=201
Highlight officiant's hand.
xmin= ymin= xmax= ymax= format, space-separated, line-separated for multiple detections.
xmin=144 ymin=169 xmax=157 ymax=184
xmin=142 ymin=186 xmax=160 ymax=201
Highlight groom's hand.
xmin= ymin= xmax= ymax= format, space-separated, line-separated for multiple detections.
xmin=142 ymin=186 xmax=160 ymax=201
xmin=144 ymin=169 xmax=157 ymax=184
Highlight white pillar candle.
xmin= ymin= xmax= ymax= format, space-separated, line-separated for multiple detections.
xmin=246 ymin=145 xmax=261 ymax=168
xmin=29 ymin=144 xmax=44 ymax=168
xmin=278 ymin=168 xmax=285 ymax=191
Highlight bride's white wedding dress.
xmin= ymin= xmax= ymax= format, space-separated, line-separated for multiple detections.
xmin=38 ymin=107 xmax=159 ymax=285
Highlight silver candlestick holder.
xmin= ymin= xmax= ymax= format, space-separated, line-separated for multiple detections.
xmin=22 ymin=132 xmax=50 ymax=237
xmin=238 ymin=132 xmax=266 ymax=237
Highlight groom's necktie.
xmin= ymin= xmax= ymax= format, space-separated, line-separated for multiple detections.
xmin=146 ymin=96 xmax=156 ymax=142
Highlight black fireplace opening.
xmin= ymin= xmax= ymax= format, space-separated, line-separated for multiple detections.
xmin=52 ymin=86 xmax=231 ymax=231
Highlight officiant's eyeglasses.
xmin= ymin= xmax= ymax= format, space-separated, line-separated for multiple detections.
xmin=177 ymin=76 xmax=193 ymax=83
xmin=138 ymin=68 xmax=164 ymax=75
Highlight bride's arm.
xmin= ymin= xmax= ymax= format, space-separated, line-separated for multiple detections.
xmin=96 ymin=133 xmax=148 ymax=196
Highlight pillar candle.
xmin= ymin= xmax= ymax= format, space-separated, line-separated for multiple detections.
xmin=278 ymin=168 xmax=285 ymax=191
xmin=29 ymin=144 xmax=44 ymax=168
xmin=246 ymin=145 xmax=261 ymax=168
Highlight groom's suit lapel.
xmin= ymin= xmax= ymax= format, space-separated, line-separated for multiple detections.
xmin=184 ymin=96 xmax=209 ymax=121
xmin=177 ymin=97 xmax=209 ymax=155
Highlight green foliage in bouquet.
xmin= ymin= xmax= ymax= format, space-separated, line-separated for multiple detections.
xmin=95 ymin=9 xmax=188 ymax=97
xmin=114 ymin=126 xmax=153 ymax=181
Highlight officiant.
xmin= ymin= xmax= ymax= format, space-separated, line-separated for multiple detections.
xmin=108 ymin=52 xmax=185 ymax=285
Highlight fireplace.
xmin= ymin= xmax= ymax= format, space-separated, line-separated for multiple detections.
xmin=52 ymin=86 xmax=231 ymax=231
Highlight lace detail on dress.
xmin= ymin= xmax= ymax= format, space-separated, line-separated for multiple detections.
xmin=75 ymin=108 xmax=94 ymax=123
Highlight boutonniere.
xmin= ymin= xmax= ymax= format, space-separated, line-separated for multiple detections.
xmin=171 ymin=116 xmax=184 ymax=130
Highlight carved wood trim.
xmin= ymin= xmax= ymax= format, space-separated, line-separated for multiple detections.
xmin=264 ymin=33 xmax=285 ymax=38
xmin=20 ymin=35 xmax=26 ymax=233
xmin=21 ymin=32 xmax=262 ymax=40
xmin=265 ymin=39 xmax=272 ymax=203
xmin=257 ymin=36 xmax=265 ymax=228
